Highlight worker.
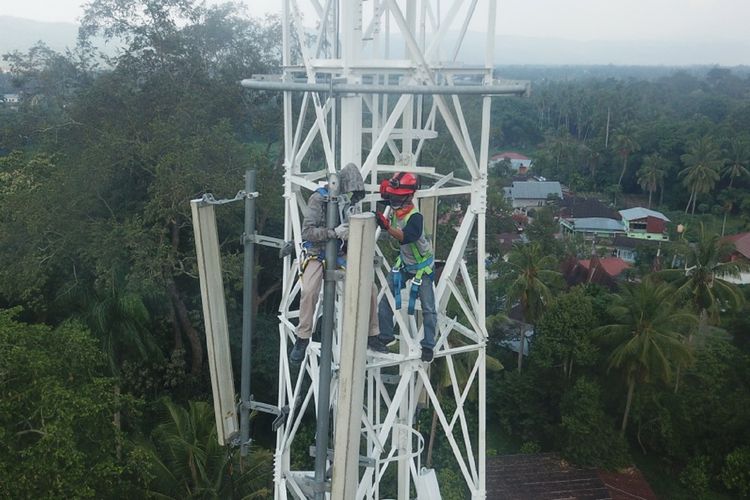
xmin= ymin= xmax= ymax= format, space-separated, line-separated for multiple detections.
xmin=375 ymin=172 xmax=436 ymax=363
xmin=291 ymin=163 xmax=389 ymax=363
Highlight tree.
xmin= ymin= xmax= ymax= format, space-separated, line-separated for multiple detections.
xmin=596 ymin=281 xmax=695 ymax=434
xmin=637 ymin=153 xmax=667 ymax=208
xmin=723 ymin=137 xmax=750 ymax=189
xmin=679 ymin=137 xmax=723 ymax=215
xmin=663 ymin=224 xmax=746 ymax=332
xmin=613 ymin=124 xmax=640 ymax=189
xmin=135 ymin=399 xmax=273 ymax=498
xmin=558 ymin=378 xmax=629 ymax=468
xmin=0 ymin=309 xmax=139 ymax=498
xmin=534 ymin=287 xmax=598 ymax=379
xmin=504 ymin=242 xmax=561 ymax=372
xmin=662 ymin=224 xmax=747 ymax=392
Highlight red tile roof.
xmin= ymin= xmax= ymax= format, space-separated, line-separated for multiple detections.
xmin=580 ymin=257 xmax=632 ymax=277
xmin=724 ymin=232 xmax=750 ymax=259
xmin=599 ymin=468 xmax=658 ymax=500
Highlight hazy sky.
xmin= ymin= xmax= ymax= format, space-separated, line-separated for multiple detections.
xmin=2 ymin=0 xmax=748 ymax=43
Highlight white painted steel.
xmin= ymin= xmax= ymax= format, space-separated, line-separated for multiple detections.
xmin=267 ymin=1 xmax=507 ymax=498
xmin=331 ymin=215 xmax=376 ymax=499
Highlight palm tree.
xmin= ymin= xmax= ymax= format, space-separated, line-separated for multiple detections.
xmin=138 ymin=399 xmax=273 ymax=498
xmin=679 ymin=137 xmax=723 ymax=215
xmin=661 ymin=224 xmax=747 ymax=390
xmin=596 ymin=281 xmax=695 ymax=435
xmin=71 ymin=269 xmax=161 ymax=457
xmin=636 ymin=154 xmax=667 ymax=208
xmin=724 ymin=137 xmax=750 ymax=189
xmin=613 ymin=124 xmax=641 ymax=189
xmin=662 ymin=224 xmax=746 ymax=331
xmin=505 ymin=242 xmax=561 ymax=372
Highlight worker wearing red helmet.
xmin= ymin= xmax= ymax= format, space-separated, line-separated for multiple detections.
xmin=375 ymin=172 xmax=436 ymax=363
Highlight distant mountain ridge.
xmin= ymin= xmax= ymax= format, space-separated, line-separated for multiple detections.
xmin=1 ymin=15 xmax=748 ymax=68
xmin=0 ymin=16 xmax=80 ymax=57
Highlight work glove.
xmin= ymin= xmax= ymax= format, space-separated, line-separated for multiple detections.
xmin=334 ymin=223 xmax=349 ymax=240
xmin=375 ymin=212 xmax=390 ymax=231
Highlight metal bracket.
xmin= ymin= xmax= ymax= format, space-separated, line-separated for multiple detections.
xmin=272 ymin=406 xmax=290 ymax=432
xmin=244 ymin=232 xmax=287 ymax=249
xmin=309 ymin=446 xmax=376 ymax=468
xmin=239 ymin=398 xmax=290 ymax=432
xmin=195 ymin=190 xmax=258 ymax=207
xmin=325 ymin=269 xmax=345 ymax=282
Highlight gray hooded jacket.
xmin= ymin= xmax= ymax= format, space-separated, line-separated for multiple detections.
xmin=301 ymin=164 xmax=364 ymax=257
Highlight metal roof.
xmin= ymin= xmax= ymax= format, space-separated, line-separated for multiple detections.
xmin=619 ymin=207 xmax=670 ymax=222
xmin=509 ymin=181 xmax=562 ymax=200
xmin=571 ymin=217 xmax=625 ymax=232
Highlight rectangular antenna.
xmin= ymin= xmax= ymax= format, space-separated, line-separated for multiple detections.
xmin=191 ymin=200 xmax=239 ymax=445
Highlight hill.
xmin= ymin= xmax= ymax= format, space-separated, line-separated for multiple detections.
xmin=0 ymin=16 xmax=79 ymax=58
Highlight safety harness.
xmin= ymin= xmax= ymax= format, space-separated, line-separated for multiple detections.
xmin=390 ymin=208 xmax=434 ymax=314
xmin=301 ymin=187 xmax=345 ymax=272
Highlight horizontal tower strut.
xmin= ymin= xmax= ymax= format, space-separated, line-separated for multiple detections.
xmin=241 ymin=79 xmax=529 ymax=96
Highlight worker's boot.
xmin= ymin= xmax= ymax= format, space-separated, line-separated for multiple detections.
xmin=367 ymin=336 xmax=389 ymax=353
xmin=290 ymin=337 xmax=310 ymax=364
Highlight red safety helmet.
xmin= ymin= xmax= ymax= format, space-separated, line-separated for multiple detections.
xmin=382 ymin=172 xmax=419 ymax=196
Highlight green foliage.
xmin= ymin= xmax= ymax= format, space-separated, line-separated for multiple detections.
xmin=534 ymin=287 xmax=598 ymax=378
xmin=0 ymin=309 xmax=139 ymax=498
xmin=135 ymin=398 xmax=273 ymax=499
xmin=679 ymin=455 xmax=711 ymax=499
xmin=519 ymin=441 xmax=541 ymax=454
xmin=559 ymin=378 xmax=629 ymax=469
xmin=596 ymin=280 xmax=695 ymax=433
xmin=721 ymin=446 xmax=750 ymax=498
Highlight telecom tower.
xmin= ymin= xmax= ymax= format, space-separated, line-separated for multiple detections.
xmin=240 ymin=1 xmax=528 ymax=498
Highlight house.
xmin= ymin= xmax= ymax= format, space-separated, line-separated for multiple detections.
xmin=563 ymin=254 xmax=632 ymax=290
xmin=487 ymin=453 xmax=657 ymax=500
xmin=721 ymin=231 xmax=750 ymax=284
xmin=504 ymin=181 xmax=562 ymax=210
xmin=490 ymin=151 xmax=532 ymax=174
xmin=560 ymin=217 xmax=625 ymax=239
xmin=558 ymin=197 xmax=619 ymax=221
xmin=1 ymin=93 xmax=20 ymax=110
xmin=559 ymin=197 xmax=624 ymax=240
xmin=612 ymin=234 xmax=663 ymax=264
xmin=618 ymin=207 xmax=670 ymax=241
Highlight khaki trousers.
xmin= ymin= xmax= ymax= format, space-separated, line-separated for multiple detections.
xmin=297 ymin=259 xmax=379 ymax=339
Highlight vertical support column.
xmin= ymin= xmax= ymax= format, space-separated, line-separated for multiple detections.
xmin=476 ymin=2 xmax=496 ymax=498
xmin=313 ymin=173 xmax=340 ymax=500
xmin=278 ymin=2 xmax=294 ymax=495
xmin=331 ymin=214 xmax=377 ymax=499
xmin=240 ymin=170 xmax=257 ymax=457
xmin=340 ymin=0 xmax=363 ymax=167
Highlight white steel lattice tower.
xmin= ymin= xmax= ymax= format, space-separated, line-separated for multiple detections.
xmin=244 ymin=1 xmax=528 ymax=498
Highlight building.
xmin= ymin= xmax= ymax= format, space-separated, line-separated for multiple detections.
xmin=721 ymin=231 xmax=750 ymax=284
xmin=563 ymin=255 xmax=632 ymax=290
xmin=490 ymin=151 xmax=532 ymax=174
xmin=1 ymin=93 xmax=20 ymax=110
xmin=560 ymin=217 xmax=625 ymax=239
xmin=504 ymin=181 xmax=562 ymax=210
xmin=618 ymin=207 xmax=670 ymax=241
xmin=486 ymin=453 xmax=657 ymax=500
xmin=558 ymin=197 xmax=619 ymax=220
xmin=561 ymin=205 xmax=670 ymax=244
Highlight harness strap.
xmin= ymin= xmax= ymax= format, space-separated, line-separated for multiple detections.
xmin=391 ymin=267 xmax=403 ymax=310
